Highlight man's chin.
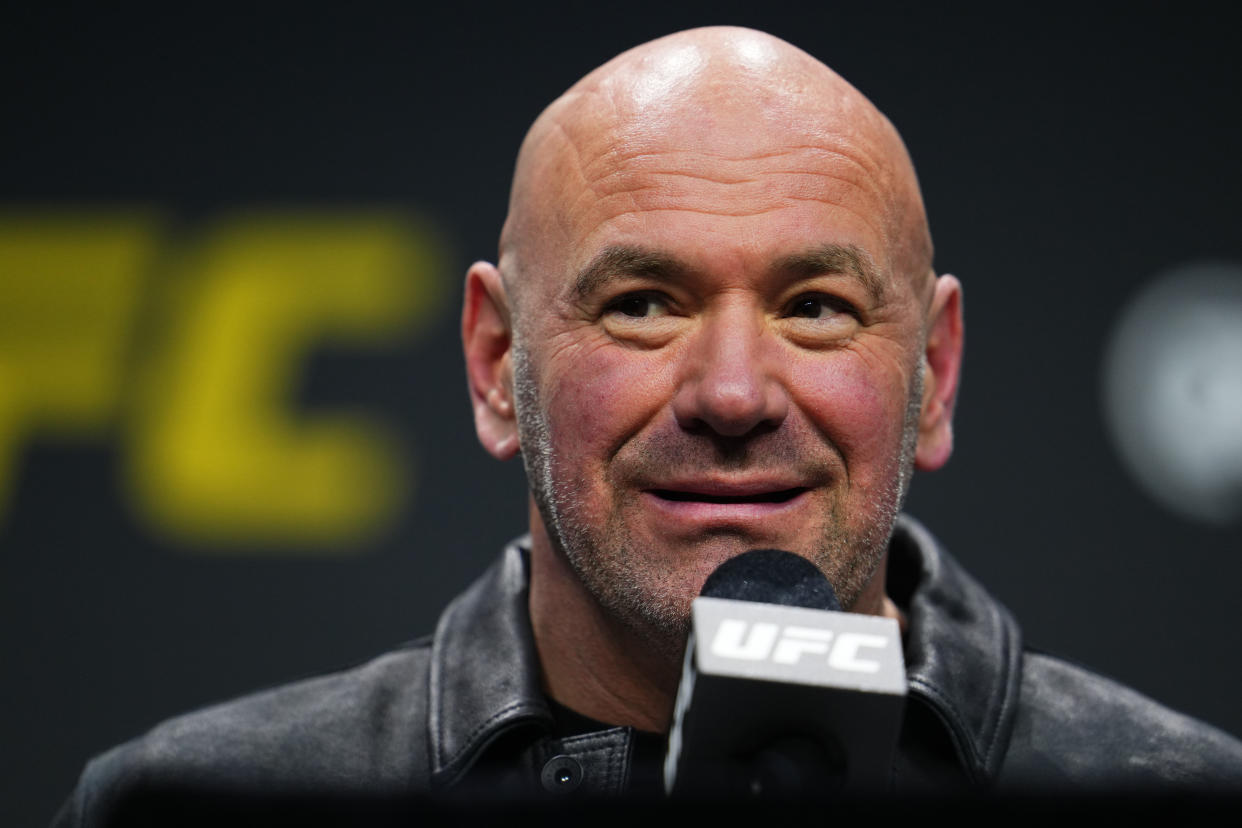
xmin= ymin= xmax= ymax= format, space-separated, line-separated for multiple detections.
xmin=570 ymin=537 xmax=767 ymax=651
xmin=626 ymin=528 xmax=823 ymax=583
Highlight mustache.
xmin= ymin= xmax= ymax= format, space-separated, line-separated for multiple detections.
xmin=616 ymin=425 xmax=838 ymax=480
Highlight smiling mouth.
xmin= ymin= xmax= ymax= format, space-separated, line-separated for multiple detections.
xmin=651 ymin=487 xmax=808 ymax=504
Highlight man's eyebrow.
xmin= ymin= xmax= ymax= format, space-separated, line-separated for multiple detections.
xmin=572 ymin=246 xmax=689 ymax=301
xmin=776 ymin=244 xmax=888 ymax=305
xmin=571 ymin=243 xmax=888 ymax=305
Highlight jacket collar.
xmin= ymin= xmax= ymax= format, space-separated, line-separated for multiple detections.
xmin=894 ymin=514 xmax=1024 ymax=784
xmin=428 ymin=535 xmax=551 ymax=787
xmin=428 ymin=517 xmax=1024 ymax=788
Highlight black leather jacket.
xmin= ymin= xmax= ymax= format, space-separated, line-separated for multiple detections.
xmin=54 ymin=515 xmax=1242 ymax=824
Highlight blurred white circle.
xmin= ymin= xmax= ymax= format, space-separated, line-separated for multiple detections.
xmin=1102 ymin=262 xmax=1242 ymax=526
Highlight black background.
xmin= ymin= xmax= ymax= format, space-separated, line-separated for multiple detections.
xmin=4 ymin=2 xmax=1241 ymax=824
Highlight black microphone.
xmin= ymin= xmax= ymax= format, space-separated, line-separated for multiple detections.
xmin=663 ymin=549 xmax=906 ymax=798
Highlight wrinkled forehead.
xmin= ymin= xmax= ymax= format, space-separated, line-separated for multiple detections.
xmin=502 ymin=31 xmax=928 ymax=299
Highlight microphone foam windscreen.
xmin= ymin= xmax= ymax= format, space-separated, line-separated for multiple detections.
xmin=699 ymin=549 xmax=841 ymax=612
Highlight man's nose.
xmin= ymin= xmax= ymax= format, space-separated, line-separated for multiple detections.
xmin=672 ymin=313 xmax=789 ymax=438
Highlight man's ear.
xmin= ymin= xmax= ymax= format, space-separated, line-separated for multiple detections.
xmin=462 ymin=261 xmax=520 ymax=460
xmin=915 ymin=274 xmax=964 ymax=471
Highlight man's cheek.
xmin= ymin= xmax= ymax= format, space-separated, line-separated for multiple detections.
xmin=544 ymin=348 xmax=667 ymax=462
xmin=796 ymin=360 xmax=906 ymax=468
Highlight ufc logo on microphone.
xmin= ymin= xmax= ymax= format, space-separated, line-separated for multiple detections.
xmin=709 ymin=619 xmax=889 ymax=673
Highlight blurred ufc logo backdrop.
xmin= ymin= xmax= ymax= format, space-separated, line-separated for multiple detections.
xmin=0 ymin=209 xmax=445 ymax=550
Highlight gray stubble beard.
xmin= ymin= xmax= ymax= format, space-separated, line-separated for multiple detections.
xmin=511 ymin=332 xmax=925 ymax=657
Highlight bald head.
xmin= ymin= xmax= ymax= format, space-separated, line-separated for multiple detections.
xmin=463 ymin=27 xmax=965 ymax=712
xmin=499 ymin=27 xmax=933 ymax=317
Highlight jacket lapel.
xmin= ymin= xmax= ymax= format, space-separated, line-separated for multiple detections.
xmin=428 ymin=537 xmax=551 ymax=788
xmin=895 ymin=514 xmax=1024 ymax=784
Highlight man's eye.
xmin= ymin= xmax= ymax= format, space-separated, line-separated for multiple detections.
xmin=787 ymin=294 xmax=855 ymax=319
xmin=605 ymin=292 xmax=671 ymax=318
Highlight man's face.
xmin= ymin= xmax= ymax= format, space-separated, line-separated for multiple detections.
xmin=490 ymin=56 xmax=945 ymax=650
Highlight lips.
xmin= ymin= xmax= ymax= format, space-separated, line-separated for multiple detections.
xmin=638 ymin=481 xmax=812 ymax=532
xmin=650 ymin=487 xmax=808 ymax=504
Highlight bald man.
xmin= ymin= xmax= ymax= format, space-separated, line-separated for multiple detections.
xmin=463 ymin=24 xmax=955 ymax=738
xmin=55 ymin=28 xmax=1242 ymax=823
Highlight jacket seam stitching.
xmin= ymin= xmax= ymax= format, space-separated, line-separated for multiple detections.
xmin=982 ymin=601 xmax=1017 ymax=773
xmin=979 ymin=597 xmax=1005 ymax=767
xmin=908 ymin=677 xmax=986 ymax=780
xmin=442 ymin=700 xmax=541 ymax=769
xmin=429 ymin=595 xmax=461 ymax=770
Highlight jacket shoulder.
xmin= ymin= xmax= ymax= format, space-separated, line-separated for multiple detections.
xmin=999 ymin=649 xmax=1242 ymax=793
xmin=55 ymin=641 xmax=434 ymax=827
